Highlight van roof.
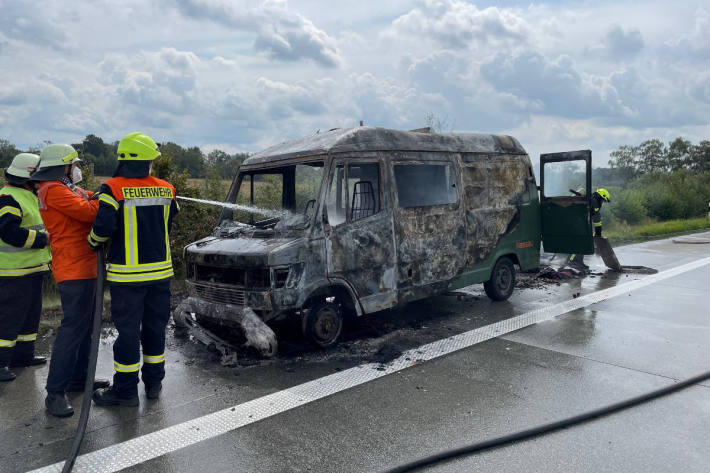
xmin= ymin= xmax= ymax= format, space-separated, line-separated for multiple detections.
xmin=242 ymin=127 xmax=527 ymax=166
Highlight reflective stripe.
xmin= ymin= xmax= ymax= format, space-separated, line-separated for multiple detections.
xmin=593 ymin=222 xmax=603 ymax=227
xmin=26 ymin=224 xmax=45 ymax=231
xmin=16 ymin=333 xmax=37 ymax=342
xmin=107 ymin=268 xmax=174 ymax=283
xmin=0 ymin=246 xmax=26 ymax=253
xmin=124 ymin=206 xmax=137 ymax=266
xmin=107 ymin=261 xmax=173 ymax=273
xmin=175 ymin=200 xmax=180 ymax=212
xmin=0 ymin=338 xmax=16 ymax=347
xmin=23 ymin=229 xmax=37 ymax=248
xmin=89 ymin=229 xmax=110 ymax=243
xmin=0 ymin=205 xmax=22 ymax=218
xmin=0 ymin=263 xmax=50 ymax=277
xmin=143 ymin=353 xmax=165 ymax=364
xmin=163 ymin=205 xmax=170 ymax=262
xmin=99 ymin=194 xmax=120 ymax=210
xmin=124 ymin=198 xmax=173 ymax=207
xmin=114 ymin=361 xmax=140 ymax=373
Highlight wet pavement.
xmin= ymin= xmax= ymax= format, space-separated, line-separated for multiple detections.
xmin=1 ymin=234 xmax=709 ymax=473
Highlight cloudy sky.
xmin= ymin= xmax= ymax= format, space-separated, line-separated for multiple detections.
xmin=1 ymin=0 xmax=708 ymax=164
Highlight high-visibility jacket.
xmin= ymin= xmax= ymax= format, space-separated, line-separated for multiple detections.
xmin=0 ymin=186 xmax=51 ymax=277
xmin=38 ymin=181 xmax=99 ymax=283
xmin=90 ymin=176 xmax=179 ymax=284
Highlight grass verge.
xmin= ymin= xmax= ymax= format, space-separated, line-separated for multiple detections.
xmin=606 ymin=217 xmax=710 ymax=245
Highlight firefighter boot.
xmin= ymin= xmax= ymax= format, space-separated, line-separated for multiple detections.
xmin=0 ymin=367 xmax=16 ymax=382
xmin=92 ymin=386 xmax=139 ymax=407
xmin=10 ymin=356 xmax=47 ymax=367
xmin=145 ymin=383 xmax=162 ymax=400
xmin=45 ymin=392 xmax=74 ymax=417
xmin=66 ymin=378 xmax=111 ymax=392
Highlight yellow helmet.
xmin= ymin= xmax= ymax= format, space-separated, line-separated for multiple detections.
xmin=117 ymin=132 xmax=161 ymax=161
xmin=596 ymin=188 xmax=611 ymax=203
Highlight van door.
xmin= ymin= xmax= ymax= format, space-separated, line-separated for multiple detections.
xmin=391 ymin=159 xmax=465 ymax=298
xmin=323 ymin=159 xmax=397 ymax=313
xmin=540 ymin=150 xmax=594 ymax=254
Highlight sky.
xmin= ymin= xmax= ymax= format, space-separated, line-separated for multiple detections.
xmin=0 ymin=0 xmax=709 ymax=164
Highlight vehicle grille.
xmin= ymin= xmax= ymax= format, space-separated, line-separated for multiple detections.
xmin=187 ymin=281 xmax=245 ymax=306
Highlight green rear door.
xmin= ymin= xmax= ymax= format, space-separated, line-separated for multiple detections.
xmin=540 ymin=150 xmax=594 ymax=254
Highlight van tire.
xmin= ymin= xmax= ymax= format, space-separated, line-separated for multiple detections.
xmin=303 ymin=300 xmax=343 ymax=348
xmin=484 ymin=257 xmax=516 ymax=301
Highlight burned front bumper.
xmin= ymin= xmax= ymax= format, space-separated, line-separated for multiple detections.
xmin=172 ymin=296 xmax=278 ymax=358
xmin=186 ymin=280 xmax=273 ymax=315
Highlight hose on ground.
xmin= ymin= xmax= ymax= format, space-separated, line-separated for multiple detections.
xmin=383 ymin=369 xmax=710 ymax=473
xmin=61 ymin=250 xmax=105 ymax=473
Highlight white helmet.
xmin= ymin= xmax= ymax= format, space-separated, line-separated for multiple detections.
xmin=6 ymin=153 xmax=40 ymax=179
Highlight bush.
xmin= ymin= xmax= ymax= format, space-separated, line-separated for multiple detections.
xmin=609 ymin=188 xmax=647 ymax=225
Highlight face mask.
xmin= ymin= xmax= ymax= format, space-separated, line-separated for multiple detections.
xmin=72 ymin=166 xmax=83 ymax=184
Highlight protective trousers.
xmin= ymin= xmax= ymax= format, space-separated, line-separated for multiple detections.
xmin=0 ymin=273 xmax=44 ymax=367
xmin=45 ymin=279 xmax=96 ymax=392
xmin=110 ymin=281 xmax=171 ymax=397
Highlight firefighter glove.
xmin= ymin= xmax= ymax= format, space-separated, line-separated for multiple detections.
xmin=87 ymin=230 xmax=107 ymax=252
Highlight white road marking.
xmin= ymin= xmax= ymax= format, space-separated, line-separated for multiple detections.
xmin=29 ymin=256 xmax=710 ymax=473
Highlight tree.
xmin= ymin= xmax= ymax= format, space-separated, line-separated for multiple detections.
xmin=689 ymin=140 xmax=710 ymax=172
xmin=206 ymin=149 xmax=246 ymax=180
xmin=608 ymin=144 xmax=639 ymax=181
xmin=83 ymin=134 xmax=106 ymax=157
xmin=0 ymin=139 xmax=20 ymax=169
xmin=667 ymin=137 xmax=691 ymax=171
xmin=636 ymin=139 xmax=667 ymax=173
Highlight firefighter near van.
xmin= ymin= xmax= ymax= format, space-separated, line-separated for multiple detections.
xmin=33 ymin=144 xmax=110 ymax=417
xmin=567 ymin=188 xmax=611 ymax=269
xmin=0 ymin=153 xmax=51 ymax=382
xmin=88 ymin=132 xmax=179 ymax=407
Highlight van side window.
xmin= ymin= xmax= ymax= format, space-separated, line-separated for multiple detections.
xmin=394 ymin=163 xmax=457 ymax=208
xmin=348 ymin=163 xmax=380 ymax=221
xmin=326 ymin=164 xmax=346 ymax=226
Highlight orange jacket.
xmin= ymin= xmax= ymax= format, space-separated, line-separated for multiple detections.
xmin=38 ymin=182 xmax=99 ymax=282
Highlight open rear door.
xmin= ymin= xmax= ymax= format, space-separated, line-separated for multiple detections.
xmin=540 ymin=150 xmax=594 ymax=254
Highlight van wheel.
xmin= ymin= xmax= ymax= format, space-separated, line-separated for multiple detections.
xmin=302 ymin=301 xmax=343 ymax=348
xmin=484 ymin=257 xmax=516 ymax=301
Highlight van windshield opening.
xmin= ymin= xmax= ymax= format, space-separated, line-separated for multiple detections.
xmin=227 ymin=162 xmax=324 ymax=228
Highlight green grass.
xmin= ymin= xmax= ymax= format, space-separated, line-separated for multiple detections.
xmin=606 ymin=217 xmax=710 ymax=244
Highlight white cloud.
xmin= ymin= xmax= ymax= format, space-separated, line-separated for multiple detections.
xmin=389 ymin=0 xmax=528 ymax=50
xmin=171 ymin=0 xmax=341 ymax=67
xmin=0 ymin=0 xmax=707 ymax=168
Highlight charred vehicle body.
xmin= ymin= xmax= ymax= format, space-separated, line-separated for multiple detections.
xmin=175 ymin=127 xmax=595 ymax=352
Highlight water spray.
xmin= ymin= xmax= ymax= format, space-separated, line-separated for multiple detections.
xmin=176 ymin=196 xmax=286 ymax=219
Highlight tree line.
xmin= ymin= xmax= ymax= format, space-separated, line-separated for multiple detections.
xmin=0 ymin=134 xmax=249 ymax=180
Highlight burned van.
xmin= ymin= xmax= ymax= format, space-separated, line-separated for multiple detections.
xmin=178 ymin=127 xmax=592 ymax=349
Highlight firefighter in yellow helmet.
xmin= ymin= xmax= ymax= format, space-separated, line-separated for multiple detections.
xmin=568 ymin=188 xmax=611 ymax=268
xmin=88 ymin=133 xmax=179 ymax=406
xmin=0 ymin=153 xmax=51 ymax=382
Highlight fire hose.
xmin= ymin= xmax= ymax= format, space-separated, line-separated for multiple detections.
xmin=383 ymin=369 xmax=710 ymax=473
xmin=60 ymin=250 xmax=105 ymax=473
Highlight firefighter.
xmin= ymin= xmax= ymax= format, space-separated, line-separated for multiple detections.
xmin=0 ymin=153 xmax=52 ymax=382
xmin=88 ymin=132 xmax=179 ymax=407
xmin=33 ymin=144 xmax=109 ymax=417
xmin=568 ymin=188 xmax=611 ymax=268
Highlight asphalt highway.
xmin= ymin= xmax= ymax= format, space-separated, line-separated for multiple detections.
xmin=1 ymin=234 xmax=709 ymax=473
